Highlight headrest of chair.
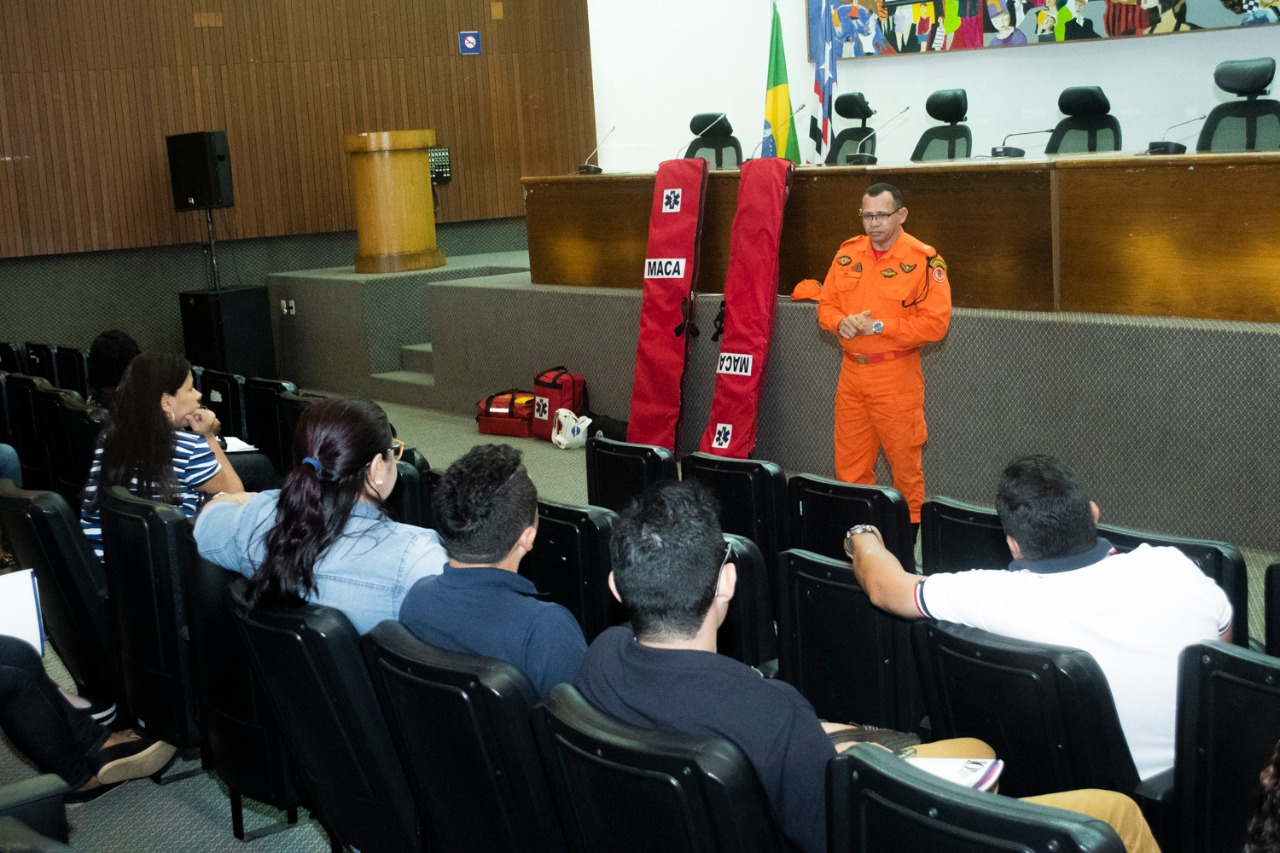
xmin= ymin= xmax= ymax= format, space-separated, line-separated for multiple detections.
xmin=925 ymin=89 xmax=968 ymax=124
xmin=690 ymin=112 xmax=734 ymax=137
xmin=834 ymin=92 xmax=874 ymax=121
xmin=1214 ymin=57 xmax=1276 ymax=97
xmin=1057 ymin=86 xmax=1110 ymax=116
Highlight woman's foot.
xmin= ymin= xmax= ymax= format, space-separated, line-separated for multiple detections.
xmin=90 ymin=734 xmax=177 ymax=785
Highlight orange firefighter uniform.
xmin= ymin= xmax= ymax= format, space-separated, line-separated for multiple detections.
xmin=816 ymin=230 xmax=951 ymax=522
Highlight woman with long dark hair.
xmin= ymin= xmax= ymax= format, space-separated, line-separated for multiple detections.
xmin=80 ymin=352 xmax=242 ymax=559
xmin=193 ymin=397 xmax=446 ymax=633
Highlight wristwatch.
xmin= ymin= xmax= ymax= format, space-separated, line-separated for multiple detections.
xmin=844 ymin=524 xmax=880 ymax=558
xmin=871 ymin=320 xmax=884 ymax=335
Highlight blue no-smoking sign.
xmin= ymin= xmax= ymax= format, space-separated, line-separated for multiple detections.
xmin=459 ymin=31 xmax=481 ymax=55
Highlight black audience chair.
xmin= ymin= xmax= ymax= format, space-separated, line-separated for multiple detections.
xmin=365 ymin=621 xmax=568 ymax=853
xmin=681 ymin=452 xmax=788 ymax=613
xmin=0 ymin=776 xmax=72 ymax=848
xmin=22 ymin=343 xmax=56 ymax=384
xmin=385 ymin=459 xmax=426 ymax=528
xmin=97 ymin=486 xmax=202 ymax=747
xmin=1267 ymin=561 xmax=1280 ymax=657
xmin=1197 ymin=56 xmax=1280 ymax=153
xmin=1100 ymin=522 xmax=1250 ymax=647
xmin=276 ymin=390 xmax=323 ymax=468
xmin=717 ymin=534 xmax=778 ymax=675
xmin=519 ymin=498 xmax=622 ymax=643
xmin=1166 ymin=641 xmax=1280 ymax=853
xmin=31 ymin=385 xmax=100 ymax=505
xmin=0 ymin=371 xmax=10 ymax=443
xmin=0 ymin=482 xmax=120 ymax=716
xmin=227 ymin=583 xmax=421 ymax=853
xmin=1046 ymin=86 xmax=1121 ymax=154
xmin=5 ymin=374 xmax=56 ymax=490
xmin=828 ymin=744 xmax=1125 ymax=853
xmin=919 ymin=496 xmax=1010 ymax=575
xmin=187 ymin=557 xmax=305 ymax=840
xmin=534 ymin=683 xmax=793 ymax=853
xmin=243 ymin=377 xmax=298 ymax=473
xmin=787 ymin=473 xmax=914 ymax=570
xmin=0 ymin=343 xmax=25 ymax=374
xmin=825 ymin=92 xmax=877 ymax=164
xmin=585 ymin=435 xmax=676 ymax=514
xmin=912 ymin=620 xmax=1142 ymax=799
xmin=910 ymin=88 xmax=971 ymax=161
xmin=684 ymin=112 xmax=742 ymax=170
xmin=776 ymin=548 xmax=923 ymax=734
xmin=198 ymin=369 xmax=247 ymax=439
xmin=53 ymin=346 xmax=89 ymax=399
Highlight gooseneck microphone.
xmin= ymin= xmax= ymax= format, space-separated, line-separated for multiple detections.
xmin=991 ymin=129 xmax=1054 ymax=158
xmin=844 ymin=105 xmax=911 ymax=166
xmin=748 ymin=103 xmax=808 ymax=160
xmin=1146 ymin=115 xmax=1206 ymax=156
xmin=576 ymin=125 xmax=617 ymax=175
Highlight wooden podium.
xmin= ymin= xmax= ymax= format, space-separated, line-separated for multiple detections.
xmin=344 ymin=130 xmax=445 ymax=273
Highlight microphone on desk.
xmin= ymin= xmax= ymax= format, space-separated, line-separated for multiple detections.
xmin=991 ymin=129 xmax=1054 ymax=159
xmin=843 ymin=105 xmax=911 ymax=166
xmin=576 ymin=126 xmax=616 ymax=175
xmin=1146 ymin=115 xmax=1205 ymax=156
xmin=747 ymin=104 xmax=807 ymax=160
xmin=674 ymin=113 xmax=731 ymax=158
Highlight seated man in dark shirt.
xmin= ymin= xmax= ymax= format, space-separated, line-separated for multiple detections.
xmin=574 ymin=480 xmax=1159 ymax=853
xmin=399 ymin=443 xmax=586 ymax=696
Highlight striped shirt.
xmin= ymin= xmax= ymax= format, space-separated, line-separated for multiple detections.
xmin=80 ymin=430 xmax=221 ymax=560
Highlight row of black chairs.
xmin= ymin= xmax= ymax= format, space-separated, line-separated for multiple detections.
xmin=0 ymin=342 xmax=90 ymax=400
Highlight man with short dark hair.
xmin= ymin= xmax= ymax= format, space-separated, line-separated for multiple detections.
xmin=850 ymin=453 xmax=1233 ymax=781
xmin=399 ymin=444 xmax=586 ymax=696
xmin=817 ymin=181 xmax=951 ymax=529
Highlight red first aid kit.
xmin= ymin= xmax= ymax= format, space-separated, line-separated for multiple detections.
xmin=532 ymin=367 xmax=587 ymax=442
xmin=476 ymin=389 xmax=536 ymax=437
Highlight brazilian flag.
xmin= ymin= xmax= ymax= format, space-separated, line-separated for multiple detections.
xmin=762 ymin=2 xmax=800 ymax=164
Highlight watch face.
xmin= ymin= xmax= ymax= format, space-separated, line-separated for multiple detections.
xmin=872 ymin=321 xmax=884 ymax=334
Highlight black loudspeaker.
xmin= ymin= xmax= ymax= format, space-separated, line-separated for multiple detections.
xmin=179 ymin=286 xmax=275 ymax=378
xmin=166 ymin=131 xmax=234 ymax=211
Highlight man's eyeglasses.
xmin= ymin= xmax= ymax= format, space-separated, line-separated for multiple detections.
xmin=859 ymin=208 xmax=901 ymax=224
xmin=388 ymin=438 xmax=405 ymax=461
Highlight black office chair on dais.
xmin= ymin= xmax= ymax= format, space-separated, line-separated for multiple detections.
xmin=1047 ymin=86 xmax=1121 ymax=154
xmin=910 ymin=89 xmax=971 ymax=162
xmin=1197 ymin=57 xmax=1280 ymax=152
xmin=826 ymin=92 xmax=877 ymax=165
xmin=685 ymin=112 xmax=743 ymax=171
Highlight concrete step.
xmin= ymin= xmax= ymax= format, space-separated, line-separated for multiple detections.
xmin=400 ymin=343 xmax=433 ymax=374
xmin=367 ymin=370 xmax=436 ymax=408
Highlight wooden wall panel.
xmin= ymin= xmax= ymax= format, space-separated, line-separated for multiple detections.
xmin=0 ymin=0 xmax=595 ymax=259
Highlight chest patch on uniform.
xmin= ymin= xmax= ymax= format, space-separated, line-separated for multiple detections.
xmin=899 ymin=262 xmax=916 ymax=273
xmin=880 ymin=268 xmax=897 ymax=278
xmin=836 ymin=255 xmax=852 ymax=266
xmin=852 ymin=262 xmax=862 ymax=271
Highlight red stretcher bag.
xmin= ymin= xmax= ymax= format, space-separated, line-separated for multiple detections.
xmin=627 ymin=158 xmax=710 ymax=451
xmin=476 ymin=389 xmax=535 ymax=437
xmin=532 ymin=367 xmax=588 ymax=442
xmin=699 ymin=157 xmax=794 ymax=457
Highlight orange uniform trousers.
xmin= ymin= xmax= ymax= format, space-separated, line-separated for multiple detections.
xmin=834 ymin=350 xmax=927 ymax=522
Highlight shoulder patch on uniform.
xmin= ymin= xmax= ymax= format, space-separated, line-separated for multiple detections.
xmin=880 ymin=268 xmax=897 ymax=278
xmin=899 ymin=262 xmax=916 ymax=273
xmin=852 ymin=261 xmax=862 ymax=272
xmin=927 ymin=256 xmax=947 ymax=270
xmin=836 ymin=255 xmax=852 ymax=266
xmin=928 ymin=255 xmax=947 ymax=283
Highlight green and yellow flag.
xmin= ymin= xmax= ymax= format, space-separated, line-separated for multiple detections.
xmin=763 ymin=2 xmax=800 ymax=164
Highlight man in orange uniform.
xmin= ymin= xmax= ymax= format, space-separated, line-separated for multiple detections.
xmin=817 ymin=182 xmax=951 ymax=527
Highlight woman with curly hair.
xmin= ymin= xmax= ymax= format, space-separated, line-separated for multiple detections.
xmin=193 ymin=396 xmax=446 ymax=633
xmin=1246 ymin=740 xmax=1280 ymax=852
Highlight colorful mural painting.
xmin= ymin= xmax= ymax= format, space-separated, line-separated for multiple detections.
xmin=807 ymin=0 xmax=1277 ymax=59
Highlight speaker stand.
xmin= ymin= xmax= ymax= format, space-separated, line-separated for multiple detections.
xmin=203 ymin=207 xmax=223 ymax=292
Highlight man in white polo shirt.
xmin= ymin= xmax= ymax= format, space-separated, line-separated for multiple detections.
xmin=848 ymin=454 xmax=1233 ymax=780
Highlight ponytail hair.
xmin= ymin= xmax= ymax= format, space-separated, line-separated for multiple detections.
xmin=244 ymin=397 xmax=394 ymax=609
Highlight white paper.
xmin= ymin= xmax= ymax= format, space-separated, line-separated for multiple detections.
xmin=904 ymin=757 xmax=1004 ymax=792
xmin=0 ymin=568 xmax=45 ymax=655
xmin=224 ymin=436 xmax=259 ymax=453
